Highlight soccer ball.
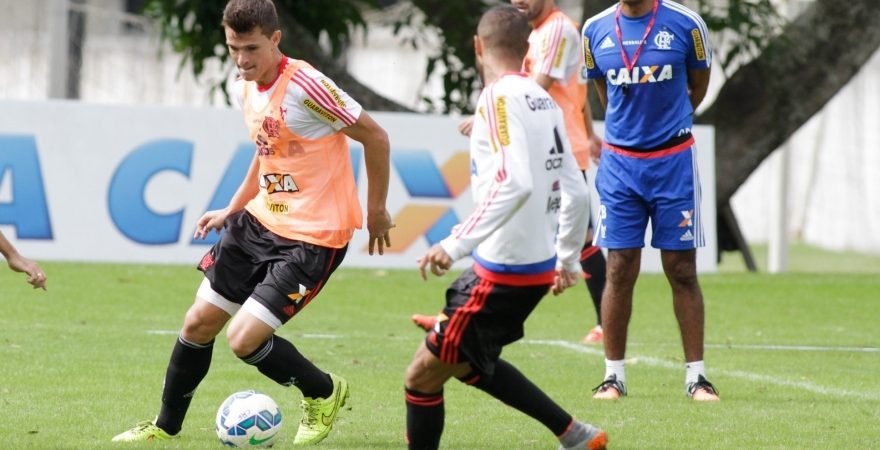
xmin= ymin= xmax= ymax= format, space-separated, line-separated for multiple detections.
xmin=215 ymin=390 xmax=283 ymax=448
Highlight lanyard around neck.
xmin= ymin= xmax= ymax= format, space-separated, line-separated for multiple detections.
xmin=614 ymin=0 xmax=660 ymax=73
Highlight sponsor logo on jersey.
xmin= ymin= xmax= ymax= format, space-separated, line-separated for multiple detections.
xmin=554 ymin=38 xmax=567 ymax=68
xmin=691 ymin=29 xmax=706 ymax=61
xmin=605 ymin=64 xmax=673 ymax=86
xmin=264 ymin=199 xmax=290 ymax=214
xmin=261 ymin=172 xmax=299 ymax=194
xmin=654 ymin=30 xmax=674 ymax=50
xmin=583 ymin=37 xmax=595 ymax=69
xmin=303 ymin=98 xmax=338 ymax=123
xmin=494 ymin=96 xmax=510 ymax=146
xmin=545 ymin=127 xmax=565 ymax=171
xmin=546 ymin=195 xmax=561 ymax=213
xmin=679 ymin=229 xmax=695 ymax=241
xmin=319 ymin=78 xmax=347 ymax=108
xmin=255 ymin=134 xmax=274 ymax=156
xmin=599 ymin=36 xmax=615 ymax=50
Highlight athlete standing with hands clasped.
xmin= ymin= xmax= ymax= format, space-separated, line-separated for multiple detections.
xmin=582 ymin=0 xmax=720 ymax=401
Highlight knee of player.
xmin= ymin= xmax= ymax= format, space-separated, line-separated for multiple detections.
xmin=226 ymin=328 xmax=261 ymax=357
xmin=181 ymin=308 xmax=224 ymax=343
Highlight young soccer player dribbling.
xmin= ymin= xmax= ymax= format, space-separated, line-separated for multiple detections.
xmin=113 ymin=0 xmax=393 ymax=444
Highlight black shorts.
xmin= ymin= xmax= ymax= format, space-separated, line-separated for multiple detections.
xmin=197 ymin=210 xmax=347 ymax=325
xmin=424 ymin=267 xmax=549 ymax=379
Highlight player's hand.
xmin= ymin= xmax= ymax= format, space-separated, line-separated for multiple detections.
xmin=417 ymin=244 xmax=453 ymax=280
xmin=194 ymin=208 xmax=230 ymax=240
xmin=551 ymin=269 xmax=579 ymax=296
xmin=589 ymin=134 xmax=603 ymax=164
xmin=7 ymin=255 xmax=47 ymax=290
xmin=457 ymin=116 xmax=475 ymax=137
xmin=367 ymin=208 xmax=394 ymax=255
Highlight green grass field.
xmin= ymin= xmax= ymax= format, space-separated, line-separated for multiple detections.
xmin=1 ymin=245 xmax=878 ymax=449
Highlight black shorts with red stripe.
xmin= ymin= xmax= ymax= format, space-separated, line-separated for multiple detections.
xmin=198 ymin=209 xmax=347 ymax=324
xmin=424 ymin=266 xmax=549 ymax=379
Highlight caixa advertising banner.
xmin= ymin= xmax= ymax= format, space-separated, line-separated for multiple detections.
xmin=0 ymin=100 xmax=715 ymax=272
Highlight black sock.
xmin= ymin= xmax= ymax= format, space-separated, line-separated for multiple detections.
xmin=580 ymin=245 xmax=606 ymax=325
xmin=156 ymin=335 xmax=214 ymax=435
xmin=462 ymin=359 xmax=571 ymax=435
xmin=405 ymin=388 xmax=444 ymax=450
xmin=240 ymin=335 xmax=332 ymax=399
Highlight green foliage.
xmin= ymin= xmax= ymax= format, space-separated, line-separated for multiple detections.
xmin=393 ymin=1 xmax=492 ymax=113
xmin=142 ymin=0 xmax=375 ymax=99
xmin=143 ymin=0 xmax=787 ymax=112
xmin=695 ymin=0 xmax=786 ymax=76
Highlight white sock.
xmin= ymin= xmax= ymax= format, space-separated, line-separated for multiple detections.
xmin=685 ymin=360 xmax=705 ymax=385
xmin=604 ymin=359 xmax=625 ymax=384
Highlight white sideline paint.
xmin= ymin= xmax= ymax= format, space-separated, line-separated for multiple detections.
xmin=630 ymin=342 xmax=880 ymax=353
xmin=523 ymin=339 xmax=880 ymax=402
xmin=146 ymin=330 xmax=178 ymax=335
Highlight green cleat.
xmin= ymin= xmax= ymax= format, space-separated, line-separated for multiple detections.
xmin=111 ymin=420 xmax=178 ymax=442
xmin=293 ymin=373 xmax=349 ymax=446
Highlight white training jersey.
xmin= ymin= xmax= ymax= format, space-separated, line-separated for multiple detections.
xmin=231 ymin=57 xmax=363 ymax=138
xmin=440 ymin=73 xmax=590 ymax=285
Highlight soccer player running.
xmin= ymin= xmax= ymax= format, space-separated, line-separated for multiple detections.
xmin=412 ymin=0 xmax=609 ymax=345
xmin=404 ymin=6 xmax=607 ymax=450
xmin=582 ymin=0 xmax=719 ymax=401
xmin=0 ymin=230 xmax=47 ymax=290
xmin=113 ymin=0 xmax=393 ymax=445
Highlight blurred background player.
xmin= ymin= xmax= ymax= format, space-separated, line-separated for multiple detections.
xmin=112 ymin=0 xmax=393 ymax=444
xmin=0 ymin=230 xmax=47 ymax=290
xmin=403 ymin=5 xmax=606 ymax=450
xmin=412 ymin=0 xmax=608 ymax=345
xmin=582 ymin=0 xmax=719 ymax=401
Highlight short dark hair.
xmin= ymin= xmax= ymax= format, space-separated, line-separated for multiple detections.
xmin=222 ymin=0 xmax=279 ymax=36
xmin=477 ymin=5 xmax=530 ymax=60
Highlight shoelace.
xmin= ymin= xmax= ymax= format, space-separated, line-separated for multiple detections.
xmin=591 ymin=376 xmax=625 ymax=395
xmin=688 ymin=377 xmax=719 ymax=396
xmin=301 ymin=400 xmax=320 ymax=426
xmin=134 ymin=421 xmax=154 ymax=432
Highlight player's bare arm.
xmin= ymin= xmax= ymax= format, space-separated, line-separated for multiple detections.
xmin=342 ymin=111 xmax=393 ymax=255
xmin=687 ymin=67 xmax=711 ymax=110
xmin=193 ymin=152 xmax=261 ymax=239
xmin=583 ymin=90 xmax=603 ymax=163
xmin=592 ymin=78 xmax=608 ymax=110
xmin=1 ymin=231 xmax=47 ymax=290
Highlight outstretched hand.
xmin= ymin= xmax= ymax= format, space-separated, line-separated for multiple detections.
xmin=193 ymin=209 xmax=230 ymax=240
xmin=8 ymin=254 xmax=47 ymax=290
xmin=367 ymin=209 xmax=394 ymax=255
xmin=417 ymin=244 xmax=453 ymax=280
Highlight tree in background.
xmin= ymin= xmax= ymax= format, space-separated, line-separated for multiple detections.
xmin=145 ymin=0 xmax=880 ymax=257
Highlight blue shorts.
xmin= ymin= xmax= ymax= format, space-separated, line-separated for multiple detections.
xmin=593 ymin=141 xmax=705 ymax=250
